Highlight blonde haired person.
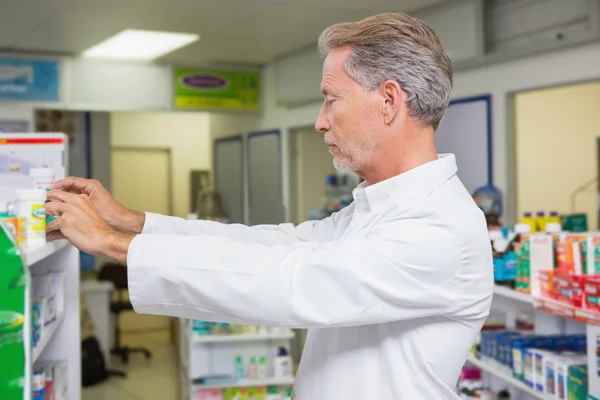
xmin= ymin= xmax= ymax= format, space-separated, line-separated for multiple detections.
xmin=46 ymin=13 xmax=492 ymax=399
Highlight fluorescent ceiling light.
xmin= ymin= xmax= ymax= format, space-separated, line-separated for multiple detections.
xmin=83 ymin=29 xmax=199 ymax=60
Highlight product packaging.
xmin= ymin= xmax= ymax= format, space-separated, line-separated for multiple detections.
xmin=533 ymin=349 xmax=555 ymax=393
xmin=0 ymin=202 xmax=23 ymax=245
xmin=265 ymin=386 xmax=283 ymax=400
xmin=29 ymin=167 xmax=55 ymax=191
xmin=584 ymin=276 xmax=600 ymax=312
xmin=274 ymin=347 xmax=292 ymax=379
xmin=196 ymin=388 xmax=223 ymax=400
xmin=248 ymin=386 xmax=266 ymax=400
xmin=15 ymin=188 xmax=47 ymax=249
xmin=587 ymin=325 xmax=600 ymax=399
xmin=587 ymin=235 xmax=600 ymax=275
xmin=556 ymin=357 xmax=586 ymax=400
xmin=0 ymin=220 xmax=27 ymax=400
xmin=543 ymin=354 xmax=561 ymax=396
xmin=568 ymin=365 xmax=588 ymax=400
xmin=32 ymin=369 xmax=45 ymax=400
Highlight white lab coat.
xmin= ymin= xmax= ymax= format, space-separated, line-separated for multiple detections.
xmin=127 ymin=154 xmax=493 ymax=399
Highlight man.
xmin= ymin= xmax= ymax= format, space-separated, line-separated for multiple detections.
xmin=46 ymin=13 xmax=493 ymax=399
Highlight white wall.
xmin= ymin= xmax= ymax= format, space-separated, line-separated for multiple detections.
xmin=260 ymin=40 xmax=600 ymax=222
xmin=110 ymin=112 xmax=211 ymax=217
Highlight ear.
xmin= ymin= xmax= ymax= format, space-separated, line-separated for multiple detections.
xmin=381 ymin=80 xmax=404 ymax=125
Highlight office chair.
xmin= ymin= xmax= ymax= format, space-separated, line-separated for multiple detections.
xmin=97 ymin=262 xmax=152 ymax=364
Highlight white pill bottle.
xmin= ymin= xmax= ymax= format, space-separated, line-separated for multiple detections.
xmin=29 ymin=167 xmax=55 ymax=191
xmin=16 ymin=189 xmax=47 ymax=249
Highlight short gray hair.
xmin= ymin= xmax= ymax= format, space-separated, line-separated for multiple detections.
xmin=318 ymin=13 xmax=453 ymax=129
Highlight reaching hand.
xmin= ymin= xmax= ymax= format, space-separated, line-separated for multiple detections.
xmin=46 ymin=190 xmax=134 ymax=264
xmin=51 ymin=177 xmax=145 ymax=234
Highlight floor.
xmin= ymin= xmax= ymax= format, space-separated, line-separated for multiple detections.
xmin=82 ymin=330 xmax=179 ymax=400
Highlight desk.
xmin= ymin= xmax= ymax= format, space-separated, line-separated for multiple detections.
xmin=81 ymin=280 xmax=113 ymax=367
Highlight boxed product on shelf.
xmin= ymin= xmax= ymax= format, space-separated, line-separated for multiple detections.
xmin=515 ymin=233 xmax=531 ymax=293
xmin=586 ymin=235 xmax=600 ymax=275
xmin=568 ymin=365 xmax=588 ymax=400
xmin=41 ymin=293 xmax=57 ymax=328
xmin=540 ymin=269 xmax=555 ymax=298
xmin=587 ymin=324 xmax=600 ymax=399
xmin=556 ymin=356 xmax=586 ymax=400
xmin=524 ymin=348 xmax=553 ymax=389
xmin=35 ymin=360 xmax=68 ymax=400
xmin=196 ymin=388 xmax=223 ymax=400
xmin=585 ymin=276 xmax=600 ymax=312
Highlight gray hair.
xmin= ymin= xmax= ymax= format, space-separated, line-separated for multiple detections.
xmin=318 ymin=13 xmax=453 ymax=129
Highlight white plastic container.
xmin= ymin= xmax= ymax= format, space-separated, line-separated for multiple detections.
xmin=273 ymin=347 xmax=292 ymax=378
xmin=16 ymin=188 xmax=47 ymax=248
xmin=29 ymin=167 xmax=55 ymax=191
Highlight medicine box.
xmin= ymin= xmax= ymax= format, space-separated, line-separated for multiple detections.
xmin=568 ymin=365 xmax=588 ymax=400
xmin=196 ymin=389 xmax=223 ymax=400
xmin=525 ymin=349 xmax=550 ymax=390
xmin=556 ymin=357 xmax=586 ymax=400
xmin=544 ymin=354 xmax=562 ymax=397
xmin=587 ymin=325 xmax=600 ymax=399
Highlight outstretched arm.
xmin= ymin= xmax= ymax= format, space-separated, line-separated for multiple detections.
xmin=126 ymin=214 xmax=464 ymax=328
xmin=140 ymin=209 xmax=349 ymax=245
xmin=51 ymin=177 xmax=348 ymax=246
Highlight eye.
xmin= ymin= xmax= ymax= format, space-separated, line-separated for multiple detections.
xmin=326 ymin=98 xmax=335 ymax=105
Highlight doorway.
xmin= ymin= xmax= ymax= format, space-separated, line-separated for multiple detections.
xmin=514 ymin=80 xmax=600 ymax=230
xmin=111 ymin=146 xmax=173 ymax=333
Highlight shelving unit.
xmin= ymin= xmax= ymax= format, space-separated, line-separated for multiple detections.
xmin=179 ymin=319 xmax=295 ymax=400
xmin=466 ymin=355 xmax=548 ymax=400
xmin=32 ymin=311 xmax=65 ymax=362
xmin=478 ymin=285 xmax=587 ymax=399
xmin=193 ymin=377 xmax=296 ymax=390
xmin=25 ymin=240 xmax=80 ymax=400
xmin=192 ymin=332 xmax=295 ymax=344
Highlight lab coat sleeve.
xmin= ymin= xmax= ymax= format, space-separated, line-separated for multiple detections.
xmin=127 ymin=211 xmax=466 ymax=328
xmin=140 ymin=209 xmax=348 ymax=245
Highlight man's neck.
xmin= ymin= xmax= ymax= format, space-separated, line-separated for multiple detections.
xmin=358 ymin=125 xmax=438 ymax=185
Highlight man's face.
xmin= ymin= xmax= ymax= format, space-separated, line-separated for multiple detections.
xmin=315 ymin=47 xmax=382 ymax=172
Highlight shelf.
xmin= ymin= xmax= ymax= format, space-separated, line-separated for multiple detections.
xmin=493 ymin=285 xmax=533 ymax=304
xmin=194 ymin=376 xmax=295 ymax=390
xmin=467 ymin=355 xmax=548 ymax=399
xmin=33 ymin=312 xmax=65 ymax=363
xmin=193 ymin=331 xmax=295 ymax=344
xmin=533 ymin=296 xmax=600 ymax=325
xmin=26 ymin=240 xmax=69 ymax=267
xmin=493 ymin=285 xmax=599 ymax=325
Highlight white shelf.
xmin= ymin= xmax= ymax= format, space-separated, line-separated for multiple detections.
xmin=467 ymin=355 xmax=549 ymax=399
xmin=193 ymin=331 xmax=295 ymax=344
xmin=33 ymin=312 xmax=65 ymax=363
xmin=194 ymin=376 xmax=295 ymax=390
xmin=26 ymin=240 xmax=69 ymax=267
xmin=493 ymin=285 xmax=533 ymax=304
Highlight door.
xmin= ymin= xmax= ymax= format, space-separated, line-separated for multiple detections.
xmin=293 ymin=127 xmax=337 ymax=223
xmin=247 ymin=130 xmax=285 ymax=225
xmin=111 ymin=147 xmax=172 ymax=332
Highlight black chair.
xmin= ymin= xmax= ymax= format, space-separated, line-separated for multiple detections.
xmin=98 ymin=263 xmax=152 ymax=364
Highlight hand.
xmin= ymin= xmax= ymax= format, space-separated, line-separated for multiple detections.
xmin=51 ymin=177 xmax=145 ymax=234
xmin=46 ymin=190 xmax=135 ymax=264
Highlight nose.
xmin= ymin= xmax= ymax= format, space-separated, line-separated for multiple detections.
xmin=315 ymin=103 xmax=330 ymax=133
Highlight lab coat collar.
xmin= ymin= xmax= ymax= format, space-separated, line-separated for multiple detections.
xmin=352 ymin=154 xmax=458 ymax=213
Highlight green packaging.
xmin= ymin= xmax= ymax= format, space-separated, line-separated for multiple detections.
xmin=0 ymin=219 xmax=28 ymax=400
xmin=567 ymin=365 xmax=587 ymax=400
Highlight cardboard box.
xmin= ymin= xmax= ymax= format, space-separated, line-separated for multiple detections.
xmin=568 ymin=365 xmax=588 ymax=400
xmin=557 ymin=357 xmax=586 ymax=400
xmin=544 ymin=354 xmax=562 ymax=396
xmin=587 ymin=325 xmax=600 ymax=399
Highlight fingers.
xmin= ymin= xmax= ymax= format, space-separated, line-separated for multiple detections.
xmin=46 ymin=230 xmax=66 ymax=241
xmin=47 ymin=189 xmax=89 ymax=204
xmin=51 ymin=177 xmax=100 ymax=195
xmin=45 ymin=200 xmax=70 ymax=217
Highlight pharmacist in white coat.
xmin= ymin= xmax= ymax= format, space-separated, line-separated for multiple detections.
xmin=46 ymin=13 xmax=493 ymax=400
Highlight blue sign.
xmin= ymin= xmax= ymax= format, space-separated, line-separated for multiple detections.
xmin=0 ymin=58 xmax=60 ymax=102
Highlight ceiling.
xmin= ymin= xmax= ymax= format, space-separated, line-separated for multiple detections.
xmin=0 ymin=0 xmax=444 ymax=67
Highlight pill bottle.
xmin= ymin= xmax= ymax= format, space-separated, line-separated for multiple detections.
xmin=16 ymin=189 xmax=47 ymax=249
xmin=29 ymin=167 xmax=55 ymax=191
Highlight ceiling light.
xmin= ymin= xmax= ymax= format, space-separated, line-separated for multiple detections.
xmin=83 ymin=29 xmax=199 ymax=61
